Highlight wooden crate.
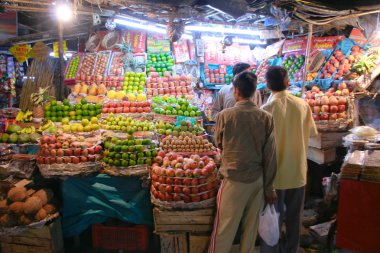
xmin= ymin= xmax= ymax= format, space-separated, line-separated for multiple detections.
xmin=0 ymin=219 xmax=64 ymax=253
xmin=309 ymin=132 xmax=347 ymax=149
xmin=307 ymin=147 xmax=336 ymax=165
xmin=189 ymin=234 xmax=210 ymax=253
xmin=153 ymin=208 xmax=214 ymax=233
xmin=159 ymin=233 xmax=188 ymax=253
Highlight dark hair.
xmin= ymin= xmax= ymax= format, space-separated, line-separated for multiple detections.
xmin=232 ymin=62 xmax=251 ymax=76
xmin=233 ymin=72 xmax=257 ymax=98
xmin=265 ymin=66 xmax=288 ymax=92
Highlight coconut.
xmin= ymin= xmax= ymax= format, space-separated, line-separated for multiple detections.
xmin=23 ymin=196 xmax=43 ymax=214
xmin=7 ymin=187 xmax=27 ymax=202
xmin=43 ymin=203 xmax=57 ymax=214
xmin=9 ymin=202 xmax=24 ymax=215
xmin=34 ymin=208 xmax=48 ymax=221
xmin=19 ymin=214 xmax=34 ymax=225
xmin=0 ymin=214 xmax=18 ymax=227
xmin=33 ymin=189 xmax=54 ymax=206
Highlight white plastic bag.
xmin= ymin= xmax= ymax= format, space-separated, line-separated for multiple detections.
xmin=258 ymin=204 xmax=279 ymax=246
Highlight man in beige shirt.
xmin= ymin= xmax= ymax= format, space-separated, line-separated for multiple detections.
xmin=211 ymin=62 xmax=262 ymax=121
xmin=261 ymin=66 xmax=318 ymax=253
xmin=209 ymin=72 xmax=277 ymax=253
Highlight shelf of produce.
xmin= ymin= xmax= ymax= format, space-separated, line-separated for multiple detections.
xmin=64 ymin=53 xmax=83 ymax=85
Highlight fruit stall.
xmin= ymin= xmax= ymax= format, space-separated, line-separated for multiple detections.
xmin=0 ymin=1 xmax=380 ymax=251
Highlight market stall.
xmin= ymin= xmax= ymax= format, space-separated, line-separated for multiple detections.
xmin=0 ymin=1 xmax=380 ymax=252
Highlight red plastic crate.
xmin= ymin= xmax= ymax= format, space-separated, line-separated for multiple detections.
xmin=92 ymin=224 xmax=150 ymax=251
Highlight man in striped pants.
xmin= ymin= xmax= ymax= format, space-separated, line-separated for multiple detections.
xmin=208 ymin=72 xmax=277 ymax=253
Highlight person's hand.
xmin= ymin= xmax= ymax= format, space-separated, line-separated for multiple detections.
xmin=265 ymin=190 xmax=277 ymax=205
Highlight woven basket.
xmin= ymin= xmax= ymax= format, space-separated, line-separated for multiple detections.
xmin=85 ymin=32 xmax=101 ymax=52
xmin=101 ymin=31 xmax=120 ymax=50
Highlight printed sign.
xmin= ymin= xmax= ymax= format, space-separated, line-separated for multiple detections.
xmin=311 ymin=36 xmax=344 ymax=50
xmin=282 ymin=37 xmax=307 ymax=53
xmin=9 ymin=44 xmax=31 ymax=63
xmin=173 ymin=39 xmax=190 ymax=63
xmin=204 ymin=41 xmax=253 ymax=65
xmin=349 ymin=28 xmax=367 ymax=45
xmin=124 ymin=30 xmax=147 ymax=53
xmin=53 ymin=40 xmax=67 ymax=58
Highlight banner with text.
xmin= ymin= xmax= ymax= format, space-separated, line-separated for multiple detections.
xmin=282 ymin=37 xmax=308 ymax=53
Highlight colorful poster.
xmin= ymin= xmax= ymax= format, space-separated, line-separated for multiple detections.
xmin=204 ymin=41 xmax=219 ymax=64
xmin=311 ymin=36 xmax=344 ymax=50
xmin=9 ymin=44 xmax=31 ymax=63
xmin=204 ymin=41 xmax=254 ymax=65
xmin=282 ymin=37 xmax=308 ymax=53
xmin=173 ymin=39 xmax=190 ymax=63
xmin=123 ymin=30 xmax=147 ymax=53
xmin=53 ymin=40 xmax=67 ymax=58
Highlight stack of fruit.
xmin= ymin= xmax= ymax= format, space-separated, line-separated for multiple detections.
xmin=101 ymin=101 xmax=151 ymax=114
xmin=203 ymin=64 xmax=233 ymax=84
xmin=150 ymin=153 xmax=219 ymax=203
xmin=255 ymin=59 xmax=270 ymax=83
xmin=146 ymin=73 xmax=193 ymax=98
xmin=93 ymin=51 xmax=111 ymax=76
xmin=108 ymin=52 xmax=123 ymax=76
xmin=60 ymin=117 xmax=100 ymax=133
xmin=65 ymin=55 xmax=82 ymax=79
xmin=100 ymin=114 xmax=155 ymax=133
xmin=152 ymin=96 xmax=201 ymax=117
xmin=319 ymin=45 xmax=365 ymax=80
xmin=0 ymin=124 xmax=41 ymax=144
xmin=305 ymin=85 xmax=349 ymax=121
xmin=72 ymin=82 xmax=107 ymax=97
xmin=123 ymin=72 xmax=146 ymax=93
xmin=282 ymin=54 xmax=305 ymax=82
xmin=102 ymin=135 xmax=158 ymax=167
xmin=146 ymin=52 xmax=174 ymax=77
xmin=0 ymin=187 xmax=58 ymax=227
xmin=79 ymin=54 xmax=97 ymax=79
xmin=155 ymin=120 xmax=206 ymax=136
xmin=37 ymin=134 xmax=102 ymax=165
xmin=160 ymin=132 xmax=216 ymax=153
xmin=44 ymin=99 xmax=103 ymax=122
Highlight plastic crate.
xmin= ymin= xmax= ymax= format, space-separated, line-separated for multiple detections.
xmin=92 ymin=224 xmax=150 ymax=251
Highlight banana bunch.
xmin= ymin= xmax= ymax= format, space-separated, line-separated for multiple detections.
xmin=38 ymin=120 xmax=54 ymax=132
xmin=20 ymin=126 xmax=36 ymax=134
xmin=16 ymin=111 xmax=33 ymax=122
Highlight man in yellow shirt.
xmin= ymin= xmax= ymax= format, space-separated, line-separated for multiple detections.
xmin=261 ymin=66 xmax=318 ymax=253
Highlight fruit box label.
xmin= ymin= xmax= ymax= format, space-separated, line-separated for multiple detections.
xmin=283 ymin=37 xmax=308 ymax=53
xmin=312 ymin=36 xmax=344 ymax=50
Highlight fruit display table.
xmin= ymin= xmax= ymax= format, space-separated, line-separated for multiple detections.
xmin=61 ymin=174 xmax=153 ymax=238
xmin=336 ymin=179 xmax=380 ymax=253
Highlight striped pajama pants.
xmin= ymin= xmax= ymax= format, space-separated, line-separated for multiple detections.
xmin=209 ymin=176 xmax=264 ymax=253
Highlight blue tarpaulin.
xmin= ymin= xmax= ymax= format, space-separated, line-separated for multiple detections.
xmin=61 ymin=174 xmax=153 ymax=238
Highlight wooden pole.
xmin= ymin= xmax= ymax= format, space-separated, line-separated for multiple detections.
xmin=302 ymin=23 xmax=313 ymax=94
xmin=58 ymin=21 xmax=65 ymax=100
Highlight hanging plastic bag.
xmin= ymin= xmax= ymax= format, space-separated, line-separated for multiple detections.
xmin=258 ymin=204 xmax=279 ymax=246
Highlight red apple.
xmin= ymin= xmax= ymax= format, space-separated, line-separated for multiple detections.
xmin=330 ymin=105 xmax=338 ymax=113
xmin=338 ymin=105 xmax=346 ymax=112
xmin=314 ymin=106 xmax=321 ymax=114
xmin=321 ymin=105 xmax=330 ymax=113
